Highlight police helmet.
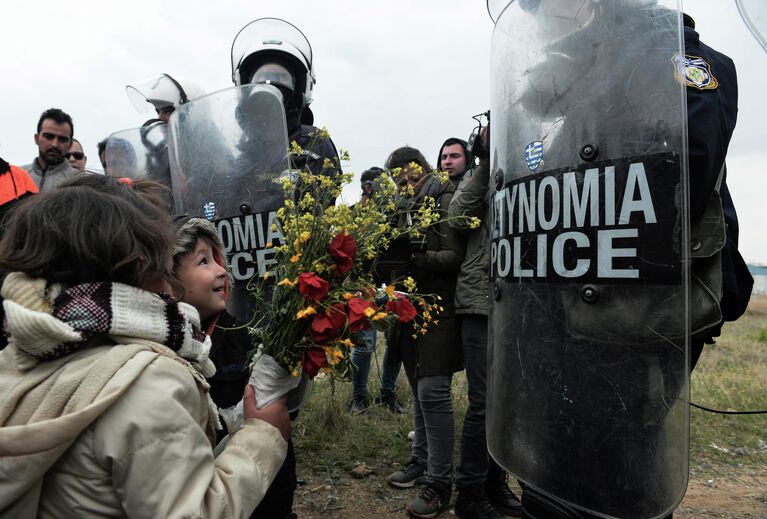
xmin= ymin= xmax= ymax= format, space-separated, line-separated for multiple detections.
xmin=231 ymin=18 xmax=316 ymax=113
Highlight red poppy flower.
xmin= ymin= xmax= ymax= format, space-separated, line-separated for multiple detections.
xmin=328 ymin=232 xmax=357 ymax=274
xmin=297 ymin=272 xmax=330 ymax=302
xmin=310 ymin=303 xmax=347 ymax=343
xmin=347 ymin=297 xmax=374 ymax=333
xmin=386 ymin=297 xmax=418 ymax=323
xmin=302 ymin=347 xmax=328 ymax=377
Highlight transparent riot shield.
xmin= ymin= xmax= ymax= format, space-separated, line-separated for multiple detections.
xmin=486 ymin=2 xmax=689 ymax=517
xmin=736 ymin=0 xmax=767 ymax=52
xmin=105 ymin=121 xmax=172 ymax=187
xmin=168 ymin=84 xmax=289 ymax=322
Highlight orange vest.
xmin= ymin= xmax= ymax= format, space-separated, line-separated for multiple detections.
xmin=0 ymin=165 xmax=39 ymax=206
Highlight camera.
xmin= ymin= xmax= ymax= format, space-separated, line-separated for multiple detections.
xmin=468 ymin=110 xmax=490 ymax=160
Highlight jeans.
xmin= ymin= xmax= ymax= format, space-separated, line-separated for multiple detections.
xmin=455 ymin=314 xmax=491 ymax=488
xmin=351 ymin=327 xmax=401 ymax=399
xmin=402 ymin=355 xmax=455 ymax=487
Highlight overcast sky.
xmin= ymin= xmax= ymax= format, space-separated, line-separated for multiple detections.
xmin=2 ymin=0 xmax=765 ymax=263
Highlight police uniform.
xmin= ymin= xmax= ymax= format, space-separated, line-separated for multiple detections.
xmin=683 ymin=15 xmax=753 ymax=367
xmin=518 ymin=14 xmax=754 ymax=519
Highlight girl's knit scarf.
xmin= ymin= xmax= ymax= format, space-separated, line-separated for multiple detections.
xmin=2 ymin=272 xmax=216 ymax=378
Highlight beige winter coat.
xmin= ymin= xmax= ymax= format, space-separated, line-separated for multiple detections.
xmin=0 ymin=274 xmax=287 ymax=518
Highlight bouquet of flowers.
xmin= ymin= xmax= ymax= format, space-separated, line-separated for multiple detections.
xmin=246 ymin=135 xmax=476 ymax=407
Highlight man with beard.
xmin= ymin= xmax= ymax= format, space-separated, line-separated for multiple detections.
xmin=23 ymin=108 xmax=79 ymax=191
xmin=437 ymin=137 xmax=473 ymax=185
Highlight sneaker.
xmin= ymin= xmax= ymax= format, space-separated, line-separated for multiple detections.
xmin=348 ymin=396 xmax=368 ymax=415
xmin=388 ymin=458 xmax=426 ymax=489
xmin=377 ymin=390 xmax=407 ymax=414
xmin=407 ymin=482 xmax=451 ymax=518
xmin=454 ymin=484 xmax=504 ymax=519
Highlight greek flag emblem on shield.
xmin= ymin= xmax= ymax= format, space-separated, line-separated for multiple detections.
xmin=525 ymin=141 xmax=543 ymax=171
xmin=203 ymin=201 xmax=216 ymax=221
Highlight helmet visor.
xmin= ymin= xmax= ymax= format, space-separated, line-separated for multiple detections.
xmin=249 ymin=62 xmax=296 ymax=91
xmin=126 ymin=74 xmax=184 ymax=113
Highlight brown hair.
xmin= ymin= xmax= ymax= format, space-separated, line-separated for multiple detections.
xmin=0 ymin=175 xmax=179 ymax=295
xmin=384 ymin=146 xmax=432 ymax=172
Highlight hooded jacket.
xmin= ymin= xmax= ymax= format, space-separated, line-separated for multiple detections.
xmin=0 ymin=273 xmax=286 ymax=518
xmin=447 ymin=161 xmax=490 ymax=316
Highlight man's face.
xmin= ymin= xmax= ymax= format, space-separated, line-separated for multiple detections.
xmin=440 ymin=143 xmax=468 ymax=177
xmin=34 ymin=119 xmax=72 ymax=166
xmin=66 ymin=140 xmax=87 ymax=170
xmin=156 ymin=105 xmax=175 ymax=123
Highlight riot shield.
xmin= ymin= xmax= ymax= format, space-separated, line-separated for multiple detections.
xmin=105 ymin=121 xmax=172 ymax=187
xmin=486 ymin=2 xmax=689 ymax=518
xmin=736 ymin=0 xmax=767 ymax=52
xmin=168 ymin=84 xmax=289 ymax=322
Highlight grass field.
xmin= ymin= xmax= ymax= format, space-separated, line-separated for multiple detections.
xmin=292 ymin=296 xmax=767 ymax=517
xmin=689 ymin=295 xmax=767 ymax=472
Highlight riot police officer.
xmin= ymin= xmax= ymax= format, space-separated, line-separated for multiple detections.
xmin=106 ymin=74 xmax=205 ymax=192
xmin=231 ymin=18 xmax=341 ymax=177
xmin=485 ymin=2 xmax=751 ymax=518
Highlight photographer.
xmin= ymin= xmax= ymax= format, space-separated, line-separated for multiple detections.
xmin=384 ymin=147 xmax=466 ymax=518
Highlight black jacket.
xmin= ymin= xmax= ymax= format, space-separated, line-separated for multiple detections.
xmin=684 ymin=24 xmax=753 ymax=325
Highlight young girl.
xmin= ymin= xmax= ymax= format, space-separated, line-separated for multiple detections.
xmin=172 ymin=215 xmax=298 ymax=519
xmin=0 ymin=175 xmax=289 ymax=517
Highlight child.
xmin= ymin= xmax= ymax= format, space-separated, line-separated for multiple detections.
xmin=173 ymin=216 xmax=298 ymax=519
xmin=0 ymin=175 xmax=289 ymax=517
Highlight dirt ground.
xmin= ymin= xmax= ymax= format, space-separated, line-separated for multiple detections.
xmin=292 ymin=464 xmax=766 ymax=518
xmin=292 ymin=296 xmax=767 ymax=517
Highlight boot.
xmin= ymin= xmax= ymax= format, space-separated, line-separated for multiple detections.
xmin=486 ymin=464 xmax=522 ymax=517
xmin=454 ymin=484 xmax=504 ymax=519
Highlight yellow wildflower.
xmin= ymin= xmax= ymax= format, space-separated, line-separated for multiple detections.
xmin=290 ymin=141 xmax=304 ymax=155
xmin=314 ymin=127 xmax=331 ymax=139
xmin=372 ymin=312 xmax=387 ymax=321
xmin=322 ymin=158 xmax=336 ymax=171
xmin=340 ymin=338 xmax=354 ymax=348
xmin=299 ymin=230 xmax=311 ymax=243
xmin=364 ymin=307 xmax=376 ymax=318
xmin=296 ymin=306 xmax=317 ymax=319
xmin=277 ymin=277 xmax=296 ymax=288
xmin=343 ymin=292 xmax=354 ymax=300
xmin=290 ymin=252 xmax=302 ymax=263
xmin=263 ymin=272 xmax=270 ymax=280
xmin=403 ymin=276 xmax=417 ymax=292
xmin=323 ymin=346 xmax=344 ymax=366
xmin=385 ymin=284 xmax=396 ymax=300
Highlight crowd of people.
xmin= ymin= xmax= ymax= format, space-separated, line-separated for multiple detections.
xmin=0 ymin=11 xmax=517 ymax=516
xmin=0 ymin=9 xmax=756 ymax=519
xmin=0 ymin=99 xmax=517 ymax=519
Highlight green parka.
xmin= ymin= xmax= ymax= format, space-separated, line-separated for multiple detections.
xmin=447 ymin=161 xmax=490 ymax=316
